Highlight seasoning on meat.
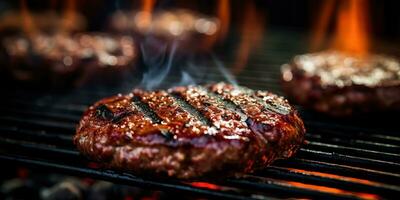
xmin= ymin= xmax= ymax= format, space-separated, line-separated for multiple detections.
xmin=281 ymin=51 xmax=400 ymax=116
xmin=74 ymin=83 xmax=306 ymax=179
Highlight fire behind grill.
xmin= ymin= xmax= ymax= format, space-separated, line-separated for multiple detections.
xmin=0 ymin=31 xmax=399 ymax=199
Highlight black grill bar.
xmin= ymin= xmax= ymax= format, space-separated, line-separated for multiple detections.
xmin=2 ymin=123 xmax=399 ymax=182
xmin=0 ymin=152 xmax=381 ymax=200
xmin=296 ymin=149 xmax=400 ymax=174
xmin=305 ymin=120 xmax=400 ymax=137
xmin=306 ymin=134 xmax=400 ymax=154
xmin=3 ymin=113 xmax=398 ymax=170
xmin=0 ymin=154 xmax=259 ymax=200
xmin=1 ymin=105 xmax=399 ymax=199
xmin=305 ymin=140 xmax=400 ymax=162
xmin=1 ymin=104 xmax=399 ymax=163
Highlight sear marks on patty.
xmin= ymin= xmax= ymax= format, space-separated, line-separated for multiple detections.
xmin=74 ymin=83 xmax=306 ymax=179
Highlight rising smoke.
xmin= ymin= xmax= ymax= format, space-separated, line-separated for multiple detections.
xmin=137 ymin=37 xmax=238 ymax=90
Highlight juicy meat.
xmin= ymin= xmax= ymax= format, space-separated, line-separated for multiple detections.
xmin=74 ymin=83 xmax=305 ymax=179
xmin=282 ymin=51 xmax=400 ymax=116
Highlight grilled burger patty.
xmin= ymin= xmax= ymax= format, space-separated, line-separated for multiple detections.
xmin=74 ymin=83 xmax=305 ymax=179
xmin=282 ymin=51 xmax=400 ymax=116
xmin=1 ymin=33 xmax=136 ymax=85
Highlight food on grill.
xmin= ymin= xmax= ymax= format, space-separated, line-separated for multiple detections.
xmin=74 ymin=82 xmax=305 ymax=179
xmin=109 ymin=10 xmax=219 ymax=52
xmin=110 ymin=10 xmax=218 ymax=37
xmin=1 ymin=33 xmax=136 ymax=86
xmin=281 ymin=51 xmax=400 ymax=116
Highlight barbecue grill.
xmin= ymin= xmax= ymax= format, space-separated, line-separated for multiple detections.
xmin=1 ymin=30 xmax=399 ymax=199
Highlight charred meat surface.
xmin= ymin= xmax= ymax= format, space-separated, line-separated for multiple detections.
xmin=74 ymin=83 xmax=305 ymax=179
xmin=282 ymin=51 xmax=400 ymax=116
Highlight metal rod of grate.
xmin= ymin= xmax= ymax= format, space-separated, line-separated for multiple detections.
xmin=1 ymin=31 xmax=400 ymax=199
xmin=0 ymin=88 xmax=399 ymax=200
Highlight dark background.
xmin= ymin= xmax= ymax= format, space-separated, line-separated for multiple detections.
xmin=1 ymin=0 xmax=399 ymax=41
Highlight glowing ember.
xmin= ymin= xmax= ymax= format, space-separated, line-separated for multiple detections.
xmin=286 ymin=181 xmax=379 ymax=200
xmin=189 ymin=182 xmax=222 ymax=190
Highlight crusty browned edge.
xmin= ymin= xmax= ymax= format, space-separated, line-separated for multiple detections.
xmin=74 ymin=95 xmax=305 ymax=179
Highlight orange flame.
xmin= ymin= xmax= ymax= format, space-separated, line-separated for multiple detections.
xmin=333 ymin=0 xmax=369 ymax=56
xmin=61 ymin=0 xmax=77 ymax=32
xmin=20 ymin=0 xmax=38 ymax=37
xmin=217 ymin=0 xmax=230 ymax=41
xmin=198 ymin=0 xmax=231 ymax=51
xmin=142 ymin=0 xmax=156 ymax=13
xmin=310 ymin=0 xmax=336 ymax=51
xmin=312 ymin=0 xmax=370 ymax=56
xmin=137 ymin=0 xmax=156 ymax=29
xmin=233 ymin=1 xmax=264 ymax=74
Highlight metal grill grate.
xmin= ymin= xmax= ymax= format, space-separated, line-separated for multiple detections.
xmin=0 ymin=30 xmax=399 ymax=199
